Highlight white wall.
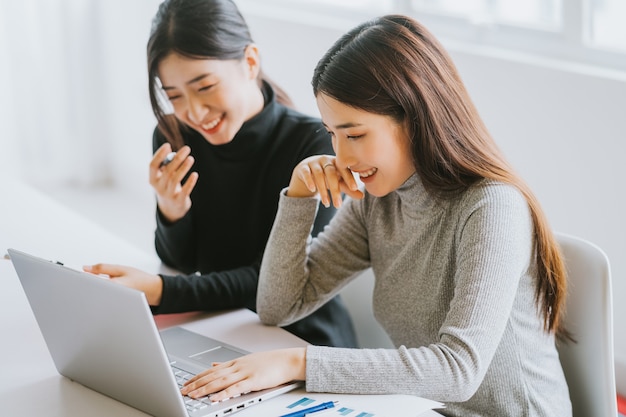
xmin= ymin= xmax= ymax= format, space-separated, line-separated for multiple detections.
xmin=0 ymin=1 xmax=159 ymax=190
xmin=238 ymin=8 xmax=626 ymax=395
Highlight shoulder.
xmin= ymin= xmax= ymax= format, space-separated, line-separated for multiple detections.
xmin=455 ymin=180 xmax=533 ymax=239
xmin=272 ymin=104 xmax=333 ymax=153
xmin=453 ymin=181 xmax=536 ymax=272
xmin=277 ymin=105 xmax=324 ymax=133
xmin=460 ymin=180 xmax=528 ymax=213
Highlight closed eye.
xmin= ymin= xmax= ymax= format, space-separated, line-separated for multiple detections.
xmin=198 ymin=84 xmax=216 ymax=92
xmin=346 ymin=134 xmax=364 ymax=140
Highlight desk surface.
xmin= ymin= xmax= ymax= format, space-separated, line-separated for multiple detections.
xmin=0 ymin=179 xmax=442 ymax=416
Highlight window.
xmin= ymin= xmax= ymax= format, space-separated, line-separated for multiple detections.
xmin=406 ymin=0 xmax=626 ymax=70
xmin=410 ymin=0 xmax=562 ymax=30
xmin=289 ymin=0 xmax=392 ymax=10
xmin=257 ymin=0 xmax=392 ymax=19
xmin=239 ymin=0 xmax=626 ymax=72
xmin=591 ymin=0 xmax=626 ymax=51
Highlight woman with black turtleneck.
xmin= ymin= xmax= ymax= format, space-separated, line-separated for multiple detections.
xmin=84 ymin=0 xmax=357 ymax=348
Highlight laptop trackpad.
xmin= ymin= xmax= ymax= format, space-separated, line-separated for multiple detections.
xmin=160 ymin=327 xmax=248 ymax=367
xmin=189 ymin=346 xmax=243 ymax=365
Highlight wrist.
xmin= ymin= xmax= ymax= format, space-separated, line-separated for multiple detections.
xmin=157 ymin=205 xmax=184 ymax=224
xmin=287 ymin=347 xmax=307 ymax=381
xmin=285 ymin=185 xmax=315 ymax=199
xmin=148 ymin=274 xmax=164 ymax=306
xmin=156 ymin=197 xmax=188 ymax=224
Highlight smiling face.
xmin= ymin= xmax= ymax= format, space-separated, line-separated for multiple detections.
xmin=316 ymin=93 xmax=416 ymax=197
xmin=157 ymin=47 xmax=264 ymax=145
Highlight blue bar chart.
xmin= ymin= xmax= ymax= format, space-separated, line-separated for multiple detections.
xmin=285 ymin=397 xmax=376 ymax=417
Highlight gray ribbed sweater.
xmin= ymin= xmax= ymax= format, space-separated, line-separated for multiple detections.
xmin=258 ymin=173 xmax=571 ymax=416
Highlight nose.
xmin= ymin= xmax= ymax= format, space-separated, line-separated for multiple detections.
xmin=333 ymin=137 xmax=357 ymax=170
xmin=186 ymin=96 xmax=208 ymax=125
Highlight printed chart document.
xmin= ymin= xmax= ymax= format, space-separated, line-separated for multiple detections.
xmin=235 ymin=391 xmax=444 ymax=417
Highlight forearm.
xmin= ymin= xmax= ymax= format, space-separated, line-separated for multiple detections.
xmin=258 ymin=192 xmax=368 ymax=326
xmin=154 ymin=208 xmax=196 ymax=272
xmin=257 ymin=193 xmax=321 ymax=326
xmin=152 ymin=264 xmax=260 ymax=314
xmin=305 ymin=344 xmax=481 ymax=401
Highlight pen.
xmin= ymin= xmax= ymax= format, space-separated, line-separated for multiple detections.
xmin=159 ymin=151 xmax=177 ymax=168
xmin=279 ymin=401 xmax=336 ymax=417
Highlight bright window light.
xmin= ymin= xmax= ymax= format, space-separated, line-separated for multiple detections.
xmin=411 ymin=0 xmax=561 ymax=29
xmin=242 ymin=0 xmax=626 ymax=71
xmin=493 ymin=0 xmax=561 ymax=29
xmin=590 ymin=0 xmax=626 ymax=51
xmin=288 ymin=0 xmax=392 ymax=11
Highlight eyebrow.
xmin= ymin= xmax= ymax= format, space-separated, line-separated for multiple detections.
xmin=322 ymin=122 xmax=364 ymax=130
xmin=161 ymin=73 xmax=212 ymax=90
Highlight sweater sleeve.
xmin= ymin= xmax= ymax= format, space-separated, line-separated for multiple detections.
xmin=151 ymin=128 xmax=198 ymax=272
xmin=152 ymin=261 xmax=260 ymax=314
xmin=154 ymin=209 xmax=198 ymax=272
xmin=258 ymin=190 xmax=371 ymax=326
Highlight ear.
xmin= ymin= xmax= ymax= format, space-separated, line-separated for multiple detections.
xmin=243 ymin=44 xmax=261 ymax=80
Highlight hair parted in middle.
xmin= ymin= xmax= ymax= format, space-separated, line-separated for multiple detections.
xmin=147 ymin=0 xmax=293 ymax=149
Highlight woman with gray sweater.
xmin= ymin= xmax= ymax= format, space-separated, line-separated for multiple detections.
xmin=181 ymin=14 xmax=572 ymax=416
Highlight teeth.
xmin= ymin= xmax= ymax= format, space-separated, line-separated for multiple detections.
xmin=358 ymin=168 xmax=377 ymax=178
xmin=201 ymin=117 xmax=221 ymax=131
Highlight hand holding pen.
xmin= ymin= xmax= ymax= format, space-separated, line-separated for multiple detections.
xmin=279 ymin=401 xmax=337 ymax=417
xmin=150 ymin=144 xmax=198 ymax=223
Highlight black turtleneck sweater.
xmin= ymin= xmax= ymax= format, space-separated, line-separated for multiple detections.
xmin=151 ymin=83 xmax=357 ymax=348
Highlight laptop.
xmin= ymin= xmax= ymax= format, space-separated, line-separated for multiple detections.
xmin=8 ymin=248 xmax=301 ymax=417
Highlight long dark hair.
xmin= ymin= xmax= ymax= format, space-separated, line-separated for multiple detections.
xmin=147 ymin=0 xmax=293 ymax=149
xmin=313 ymin=15 xmax=568 ymax=339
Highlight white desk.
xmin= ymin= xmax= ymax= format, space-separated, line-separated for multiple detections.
xmin=0 ymin=179 xmax=442 ymax=416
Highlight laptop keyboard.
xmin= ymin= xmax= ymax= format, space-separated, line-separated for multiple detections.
xmin=171 ymin=364 xmax=217 ymax=413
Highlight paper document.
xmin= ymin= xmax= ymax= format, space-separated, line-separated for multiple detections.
xmin=235 ymin=390 xmax=444 ymax=417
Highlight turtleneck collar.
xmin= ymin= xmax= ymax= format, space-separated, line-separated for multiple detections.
xmin=392 ymin=172 xmax=443 ymax=214
xmin=206 ymin=81 xmax=281 ymax=161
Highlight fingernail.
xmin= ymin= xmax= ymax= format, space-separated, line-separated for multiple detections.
xmin=83 ymin=265 xmax=92 ymax=272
